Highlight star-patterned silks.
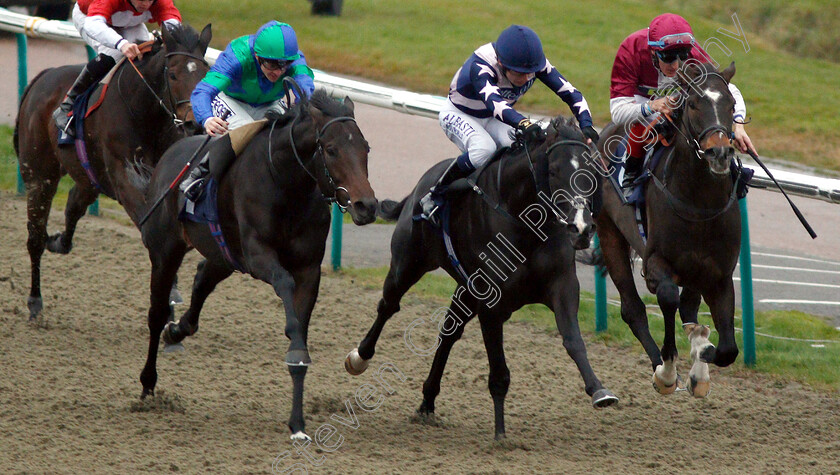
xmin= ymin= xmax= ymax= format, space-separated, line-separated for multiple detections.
xmin=479 ymin=81 xmax=501 ymax=101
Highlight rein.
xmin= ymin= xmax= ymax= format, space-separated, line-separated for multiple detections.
xmin=268 ymin=111 xmax=356 ymax=210
xmin=124 ymin=38 xmax=208 ymax=133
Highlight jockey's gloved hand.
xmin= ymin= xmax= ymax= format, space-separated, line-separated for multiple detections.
xmin=582 ymin=126 xmax=600 ymax=144
xmin=517 ymin=119 xmax=545 ymax=144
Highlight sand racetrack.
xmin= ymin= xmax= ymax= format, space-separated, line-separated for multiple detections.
xmin=1 ymin=194 xmax=839 ymax=474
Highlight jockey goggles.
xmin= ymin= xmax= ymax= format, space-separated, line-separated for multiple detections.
xmin=257 ymin=57 xmax=293 ymax=71
xmin=655 ymin=48 xmax=691 ymax=63
xmin=648 ymin=32 xmax=696 ymax=50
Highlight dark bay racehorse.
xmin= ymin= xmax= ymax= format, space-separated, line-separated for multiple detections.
xmin=14 ymin=23 xmax=212 ymax=320
xmin=139 ymin=89 xmax=377 ymax=440
xmin=345 ymin=118 xmax=617 ymax=440
xmin=595 ymin=62 xmax=741 ymax=397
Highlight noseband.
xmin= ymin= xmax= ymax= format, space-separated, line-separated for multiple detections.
xmin=272 ymin=112 xmax=358 ymax=210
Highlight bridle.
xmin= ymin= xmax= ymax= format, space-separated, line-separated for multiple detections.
xmin=526 ymin=136 xmax=596 ymax=225
xmin=122 ymin=37 xmax=208 ymax=134
xmin=665 ymin=71 xmax=732 ymax=160
xmin=267 ymin=110 xmax=358 ymax=211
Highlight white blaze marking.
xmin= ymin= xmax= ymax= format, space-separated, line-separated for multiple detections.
xmin=187 ymin=61 xmax=197 ymax=73
xmin=570 ymin=157 xmax=579 ymax=169
xmin=573 ymin=207 xmax=586 ymax=233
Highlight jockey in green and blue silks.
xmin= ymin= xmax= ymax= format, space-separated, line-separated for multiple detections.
xmin=191 ymin=20 xmax=315 ymax=136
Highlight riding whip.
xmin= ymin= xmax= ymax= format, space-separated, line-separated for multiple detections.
xmin=746 ymin=150 xmax=817 ymax=239
xmin=138 ymin=134 xmax=213 ymax=227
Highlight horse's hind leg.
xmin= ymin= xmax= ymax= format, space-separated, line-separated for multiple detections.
xmin=140 ymin=242 xmax=187 ymax=398
xmin=418 ymin=289 xmax=478 ymax=416
xmin=478 ymin=315 xmax=510 ymax=440
xmin=45 ymin=184 xmax=98 ymax=254
xmin=162 ymin=259 xmax=232 ymax=345
xmin=24 ymin=175 xmax=60 ymax=320
xmin=597 ymin=215 xmax=662 ymax=369
xmin=551 ymin=272 xmax=618 ymax=407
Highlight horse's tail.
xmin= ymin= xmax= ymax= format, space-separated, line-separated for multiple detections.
xmin=13 ymin=68 xmax=52 ymax=158
xmin=376 ymin=197 xmax=408 ymax=221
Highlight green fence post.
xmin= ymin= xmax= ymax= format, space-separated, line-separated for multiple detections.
xmin=84 ymin=46 xmax=99 ymax=216
xmin=16 ymin=33 xmax=28 ymax=195
xmin=594 ymin=234 xmax=608 ymax=333
xmin=331 ymin=203 xmax=342 ymax=270
xmin=738 ymin=197 xmax=756 ymax=366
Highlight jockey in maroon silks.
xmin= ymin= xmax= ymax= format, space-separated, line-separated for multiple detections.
xmin=609 ymin=13 xmax=756 ymax=188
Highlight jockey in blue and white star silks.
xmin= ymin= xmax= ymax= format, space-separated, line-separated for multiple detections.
xmin=420 ymin=24 xmax=600 ymax=221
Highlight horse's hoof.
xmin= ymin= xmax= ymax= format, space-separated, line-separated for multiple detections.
xmin=494 ymin=432 xmax=507 ymax=441
xmin=591 ymin=388 xmax=619 ymax=408
xmin=290 ymin=431 xmax=311 ymax=441
xmin=652 ymin=373 xmax=678 ymax=395
xmin=344 ymin=348 xmax=369 ymax=375
xmin=688 ymin=376 xmax=711 ymax=398
xmin=169 ymin=286 xmax=184 ymax=306
xmin=163 ymin=342 xmax=185 ymax=353
xmin=27 ymin=296 xmax=43 ymax=321
xmin=141 ymin=388 xmax=154 ymax=399
xmin=162 ymin=322 xmax=178 ymax=345
xmin=45 ymin=233 xmax=71 ymax=254
xmin=286 ymin=349 xmax=311 ymax=366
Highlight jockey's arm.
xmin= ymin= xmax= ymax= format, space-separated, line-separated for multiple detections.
xmin=84 ymin=15 xmax=139 ymax=58
xmin=538 ymin=62 xmax=593 ymax=131
xmin=729 ymin=82 xmax=756 ymax=154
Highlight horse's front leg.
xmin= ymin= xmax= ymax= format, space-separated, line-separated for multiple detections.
xmin=285 ymin=264 xmax=322 ymax=439
xmin=645 ymin=254 xmax=680 ymax=395
xmin=550 ymin=273 xmax=618 ymax=407
xmin=46 ymin=184 xmax=98 ymax=254
xmin=478 ymin=315 xmax=510 ymax=440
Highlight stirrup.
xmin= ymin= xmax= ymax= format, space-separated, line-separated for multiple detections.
xmin=419 ymin=191 xmax=440 ymax=224
xmin=182 ymin=179 xmax=206 ymax=202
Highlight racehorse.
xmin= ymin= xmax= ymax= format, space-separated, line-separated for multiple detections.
xmin=594 ymin=61 xmax=742 ymax=397
xmin=344 ymin=117 xmax=617 ymax=440
xmin=138 ymin=88 xmax=378 ymax=440
xmin=14 ymin=23 xmax=212 ymax=321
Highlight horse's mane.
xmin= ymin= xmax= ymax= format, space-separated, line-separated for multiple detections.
xmin=547 ymin=116 xmax=586 ymax=142
xmin=310 ymin=89 xmax=354 ymax=117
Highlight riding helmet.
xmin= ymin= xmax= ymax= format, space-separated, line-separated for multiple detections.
xmin=253 ymin=21 xmax=301 ymax=62
xmin=494 ymin=25 xmax=546 ymax=73
xmin=647 ymin=13 xmax=695 ymax=51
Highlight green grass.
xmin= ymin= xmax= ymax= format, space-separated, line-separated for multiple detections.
xmin=179 ymin=0 xmax=840 ymax=170
xmin=339 ymin=266 xmax=840 ymax=391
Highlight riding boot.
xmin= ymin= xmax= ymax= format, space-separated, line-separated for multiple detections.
xmin=420 ymin=152 xmax=474 ymax=222
xmin=180 ymin=152 xmax=211 ymax=202
xmin=621 ymin=154 xmax=643 ymax=191
xmin=52 ymin=53 xmax=115 ymax=136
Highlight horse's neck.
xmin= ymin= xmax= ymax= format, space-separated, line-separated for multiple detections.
xmin=124 ymin=53 xmax=180 ymax=150
xmin=483 ymin=150 xmax=545 ymax=216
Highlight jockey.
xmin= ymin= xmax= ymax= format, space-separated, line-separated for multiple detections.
xmin=53 ymin=0 xmax=182 ymax=136
xmin=420 ymin=24 xmax=600 ymax=221
xmin=609 ymin=13 xmax=756 ymax=189
xmin=180 ymin=20 xmax=315 ymax=201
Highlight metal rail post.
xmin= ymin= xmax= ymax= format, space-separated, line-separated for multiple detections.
xmin=331 ymin=203 xmax=342 ymax=270
xmin=16 ymin=32 xmax=26 ymax=195
xmin=594 ymin=234 xmax=608 ymax=333
xmin=738 ymin=197 xmax=756 ymax=366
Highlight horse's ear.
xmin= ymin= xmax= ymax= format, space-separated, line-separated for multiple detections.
xmin=343 ymin=96 xmax=355 ymax=116
xmin=721 ymin=61 xmax=736 ymax=83
xmin=161 ymin=23 xmax=175 ymax=51
xmin=199 ymin=24 xmax=213 ymax=55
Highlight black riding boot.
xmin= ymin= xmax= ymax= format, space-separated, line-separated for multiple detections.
xmin=621 ymin=154 xmax=643 ymax=188
xmin=52 ymin=53 xmax=115 ymax=136
xmin=419 ymin=153 xmax=473 ymax=222
xmin=180 ymin=152 xmax=211 ymax=202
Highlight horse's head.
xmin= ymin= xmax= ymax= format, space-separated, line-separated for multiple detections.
xmin=304 ymin=90 xmax=378 ymax=225
xmin=542 ymin=118 xmax=601 ymax=250
xmin=673 ymin=61 xmax=737 ymax=175
xmin=159 ymin=23 xmax=212 ymax=134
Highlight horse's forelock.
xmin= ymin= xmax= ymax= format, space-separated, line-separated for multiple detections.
xmin=548 ymin=116 xmax=585 ymax=142
xmin=309 ymin=89 xmax=351 ymax=117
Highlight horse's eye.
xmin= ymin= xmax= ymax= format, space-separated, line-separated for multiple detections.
xmin=688 ymin=99 xmax=698 ymax=110
xmin=169 ymin=73 xmax=177 ymax=80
